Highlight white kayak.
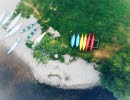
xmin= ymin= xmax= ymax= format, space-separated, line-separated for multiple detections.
xmin=0 ymin=10 xmax=6 ymax=23
xmin=8 ymin=37 xmax=21 ymax=54
xmin=6 ymin=13 xmax=21 ymax=31
xmin=0 ymin=11 xmax=14 ymax=28
xmin=6 ymin=23 xmax=22 ymax=38
xmin=32 ymin=32 xmax=46 ymax=47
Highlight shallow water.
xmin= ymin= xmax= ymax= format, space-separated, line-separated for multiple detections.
xmin=0 ymin=45 xmax=117 ymax=100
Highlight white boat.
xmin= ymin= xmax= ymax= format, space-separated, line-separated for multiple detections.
xmin=8 ymin=37 xmax=21 ymax=54
xmin=0 ymin=11 xmax=6 ymax=23
xmin=0 ymin=11 xmax=14 ymax=28
xmin=6 ymin=23 xmax=22 ymax=38
xmin=32 ymin=32 xmax=46 ymax=47
xmin=6 ymin=13 xmax=21 ymax=31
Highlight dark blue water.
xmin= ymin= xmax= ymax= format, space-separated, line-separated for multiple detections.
xmin=0 ymin=46 xmax=117 ymax=100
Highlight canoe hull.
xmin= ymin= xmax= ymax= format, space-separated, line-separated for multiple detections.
xmin=20 ymin=22 xmax=37 ymax=34
xmin=83 ymin=34 xmax=87 ymax=51
xmin=7 ymin=13 xmax=21 ymax=31
xmin=6 ymin=23 xmax=22 ymax=38
xmin=79 ymin=34 xmax=83 ymax=51
xmin=8 ymin=37 xmax=21 ymax=54
xmin=90 ymin=34 xmax=95 ymax=52
xmin=85 ymin=34 xmax=91 ymax=51
xmin=71 ymin=34 xmax=75 ymax=48
xmin=76 ymin=34 xmax=80 ymax=47
xmin=0 ymin=11 xmax=14 ymax=27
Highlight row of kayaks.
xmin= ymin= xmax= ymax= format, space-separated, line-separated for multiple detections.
xmin=0 ymin=11 xmax=45 ymax=54
xmin=71 ymin=34 xmax=95 ymax=52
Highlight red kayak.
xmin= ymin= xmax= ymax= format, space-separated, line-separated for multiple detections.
xmin=90 ymin=34 xmax=95 ymax=52
xmin=85 ymin=34 xmax=91 ymax=51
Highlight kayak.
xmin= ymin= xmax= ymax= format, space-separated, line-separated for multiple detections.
xmin=90 ymin=34 xmax=95 ymax=52
xmin=20 ymin=22 xmax=37 ymax=34
xmin=79 ymin=34 xmax=83 ymax=51
xmin=6 ymin=13 xmax=21 ymax=31
xmin=6 ymin=23 xmax=22 ymax=38
xmin=85 ymin=34 xmax=91 ymax=51
xmin=33 ymin=32 xmax=46 ymax=47
xmin=8 ymin=37 xmax=21 ymax=54
xmin=0 ymin=11 xmax=6 ymax=23
xmin=82 ymin=34 xmax=87 ymax=51
xmin=70 ymin=34 xmax=75 ymax=48
xmin=0 ymin=11 xmax=14 ymax=28
xmin=27 ymin=27 xmax=39 ymax=42
xmin=76 ymin=34 xmax=80 ymax=47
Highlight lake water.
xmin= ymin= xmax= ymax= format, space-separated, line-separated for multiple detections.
xmin=0 ymin=46 xmax=117 ymax=100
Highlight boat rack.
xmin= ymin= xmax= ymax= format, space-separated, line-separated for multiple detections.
xmin=70 ymin=33 xmax=99 ymax=52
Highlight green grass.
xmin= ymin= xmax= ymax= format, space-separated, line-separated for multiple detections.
xmin=15 ymin=0 xmax=130 ymax=99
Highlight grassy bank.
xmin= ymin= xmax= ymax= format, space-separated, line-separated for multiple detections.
xmin=15 ymin=0 xmax=130 ymax=99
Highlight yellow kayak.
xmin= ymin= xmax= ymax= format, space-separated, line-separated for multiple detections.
xmin=79 ymin=34 xmax=84 ymax=51
xmin=82 ymin=34 xmax=87 ymax=51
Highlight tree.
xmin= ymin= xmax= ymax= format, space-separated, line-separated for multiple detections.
xmin=99 ymin=49 xmax=130 ymax=99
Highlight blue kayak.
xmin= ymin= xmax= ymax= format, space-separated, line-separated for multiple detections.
xmin=70 ymin=34 xmax=75 ymax=48
xmin=76 ymin=34 xmax=80 ymax=47
xmin=27 ymin=27 xmax=39 ymax=42
xmin=20 ymin=22 xmax=37 ymax=34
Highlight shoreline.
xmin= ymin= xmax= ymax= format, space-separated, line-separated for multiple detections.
xmin=0 ymin=44 xmax=34 ymax=81
xmin=0 ymin=0 xmax=100 ymax=89
xmin=0 ymin=38 xmax=100 ymax=89
xmin=0 ymin=42 xmax=100 ymax=89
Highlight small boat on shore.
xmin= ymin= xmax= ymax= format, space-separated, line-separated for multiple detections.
xmin=71 ymin=34 xmax=75 ymax=48
xmin=6 ymin=23 xmax=22 ymax=38
xmin=20 ymin=22 xmax=37 ymax=34
xmin=0 ymin=11 xmax=14 ymax=28
xmin=27 ymin=27 xmax=39 ymax=42
xmin=6 ymin=13 xmax=21 ymax=31
xmin=79 ymin=34 xmax=83 ymax=51
xmin=33 ymin=32 xmax=46 ymax=47
xmin=85 ymin=34 xmax=91 ymax=51
xmin=76 ymin=34 xmax=80 ymax=47
xmin=90 ymin=34 xmax=95 ymax=52
xmin=0 ymin=11 xmax=6 ymax=23
xmin=83 ymin=34 xmax=87 ymax=51
xmin=8 ymin=37 xmax=21 ymax=54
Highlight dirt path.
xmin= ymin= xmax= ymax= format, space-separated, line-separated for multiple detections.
xmin=24 ymin=1 xmax=40 ymax=15
xmin=93 ymin=44 xmax=120 ymax=60
xmin=23 ymin=1 xmax=50 ymax=23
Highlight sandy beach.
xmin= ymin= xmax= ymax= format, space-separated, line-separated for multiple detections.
xmin=0 ymin=0 xmax=100 ymax=89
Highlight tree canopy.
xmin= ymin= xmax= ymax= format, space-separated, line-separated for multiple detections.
xmin=99 ymin=48 xmax=130 ymax=99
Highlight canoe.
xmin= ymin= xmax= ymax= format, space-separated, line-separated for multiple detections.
xmin=20 ymin=22 xmax=37 ymax=34
xmin=85 ymin=34 xmax=91 ymax=51
xmin=76 ymin=34 xmax=80 ymax=47
xmin=27 ymin=27 xmax=39 ymax=42
xmin=0 ymin=11 xmax=6 ymax=23
xmin=90 ymin=34 xmax=95 ymax=52
xmin=79 ymin=34 xmax=83 ymax=51
xmin=0 ymin=11 xmax=14 ymax=28
xmin=33 ymin=32 xmax=46 ymax=47
xmin=70 ymin=34 xmax=75 ymax=48
xmin=82 ymin=34 xmax=87 ymax=51
xmin=6 ymin=13 xmax=21 ymax=31
xmin=6 ymin=23 xmax=22 ymax=38
xmin=8 ymin=37 xmax=21 ymax=54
